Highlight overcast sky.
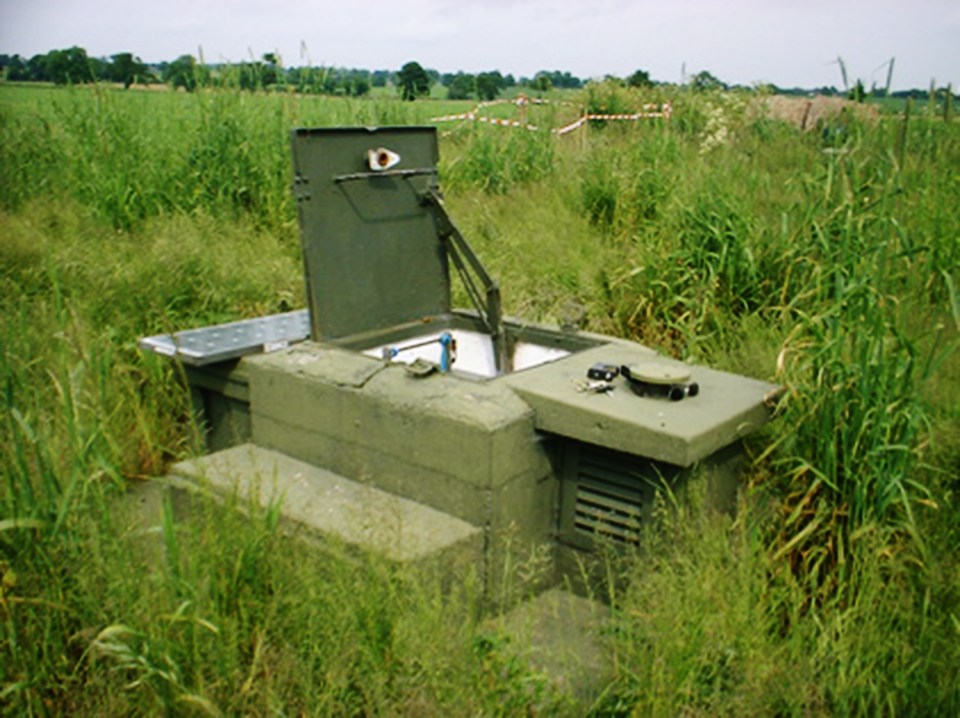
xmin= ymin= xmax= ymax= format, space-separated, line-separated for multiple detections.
xmin=1 ymin=0 xmax=957 ymax=90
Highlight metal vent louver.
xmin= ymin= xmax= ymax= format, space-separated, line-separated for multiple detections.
xmin=574 ymin=473 xmax=645 ymax=544
xmin=560 ymin=442 xmax=677 ymax=549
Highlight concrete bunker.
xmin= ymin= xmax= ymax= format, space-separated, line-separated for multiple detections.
xmin=140 ymin=126 xmax=778 ymax=602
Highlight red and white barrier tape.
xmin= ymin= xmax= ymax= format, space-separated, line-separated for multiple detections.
xmin=554 ymin=117 xmax=587 ymax=135
xmin=431 ymin=100 xmax=671 ymax=135
xmin=476 ymin=96 xmax=575 ymax=110
xmin=477 ymin=116 xmax=539 ymax=130
xmin=430 ymin=112 xmax=477 ymax=122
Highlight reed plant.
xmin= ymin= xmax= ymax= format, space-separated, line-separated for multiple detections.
xmin=441 ymin=123 xmax=555 ymax=194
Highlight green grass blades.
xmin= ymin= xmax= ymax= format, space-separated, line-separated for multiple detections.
xmin=1 ymin=82 xmax=958 ymax=715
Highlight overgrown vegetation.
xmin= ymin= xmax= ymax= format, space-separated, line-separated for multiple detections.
xmin=2 ymin=82 xmax=958 ymax=715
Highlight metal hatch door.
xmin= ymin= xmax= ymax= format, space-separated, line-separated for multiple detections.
xmin=291 ymin=127 xmax=451 ymax=342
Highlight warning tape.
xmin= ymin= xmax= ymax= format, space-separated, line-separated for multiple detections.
xmin=554 ymin=117 xmax=586 ymax=136
xmin=430 ymin=112 xmax=477 ymax=122
xmin=430 ymin=95 xmax=671 ymax=135
xmin=476 ymin=96 xmax=576 ymax=110
xmin=477 ymin=116 xmax=538 ymax=129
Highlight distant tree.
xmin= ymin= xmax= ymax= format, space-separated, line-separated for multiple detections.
xmin=532 ymin=73 xmax=552 ymax=92
xmin=261 ymin=53 xmax=281 ymax=88
xmin=235 ymin=61 xmax=260 ymax=90
xmin=46 ymin=46 xmax=93 ymax=85
xmin=848 ymin=79 xmax=866 ymax=103
xmin=109 ymin=52 xmax=148 ymax=88
xmin=1 ymin=54 xmax=28 ymax=81
xmin=231 ymin=54 xmax=280 ymax=91
xmin=627 ymin=69 xmax=652 ymax=88
xmin=344 ymin=70 xmax=371 ymax=96
xmin=690 ymin=70 xmax=725 ymax=92
xmin=447 ymin=72 xmax=474 ymax=100
xmin=397 ymin=61 xmax=430 ymax=100
xmin=371 ymin=69 xmax=390 ymax=88
xmin=319 ymin=68 xmax=338 ymax=94
xmin=89 ymin=56 xmax=109 ymax=82
xmin=503 ymin=73 xmax=516 ymax=88
xmin=544 ymin=70 xmax=581 ymax=89
xmin=164 ymin=54 xmax=199 ymax=91
xmin=475 ymin=71 xmax=503 ymax=101
xmin=26 ymin=54 xmax=49 ymax=81
xmin=290 ymin=66 xmax=312 ymax=93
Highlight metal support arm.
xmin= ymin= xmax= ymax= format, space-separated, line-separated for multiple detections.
xmin=420 ymin=189 xmax=509 ymax=374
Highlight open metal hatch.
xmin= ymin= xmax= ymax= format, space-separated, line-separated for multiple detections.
xmin=292 ymin=127 xmax=451 ymax=341
xmin=140 ymin=126 xmax=506 ymax=367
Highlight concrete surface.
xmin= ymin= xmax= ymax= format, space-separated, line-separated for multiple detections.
xmin=503 ymin=343 xmax=778 ymax=466
xmin=170 ymin=443 xmax=483 ymax=565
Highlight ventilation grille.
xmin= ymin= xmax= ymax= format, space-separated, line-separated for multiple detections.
xmin=574 ymin=479 xmax=644 ymax=544
xmin=560 ymin=442 xmax=673 ymax=550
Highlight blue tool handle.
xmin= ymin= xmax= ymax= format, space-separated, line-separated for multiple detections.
xmin=439 ymin=332 xmax=453 ymax=373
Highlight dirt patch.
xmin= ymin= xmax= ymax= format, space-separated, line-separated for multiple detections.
xmin=749 ymin=95 xmax=879 ymax=131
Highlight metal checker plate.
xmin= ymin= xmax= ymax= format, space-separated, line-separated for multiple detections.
xmin=138 ymin=310 xmax=310 ymax=366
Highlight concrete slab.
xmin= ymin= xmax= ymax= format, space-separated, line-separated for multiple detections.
xmin=493 ymin=588 xmax=613 ymax=707
xmin=170 ymin=444 xmax=483 ymax=565
xmin=503 ymin=344 xmax=778 ymax=466
xmin=251 ymin=342 xmax=385 ymax=388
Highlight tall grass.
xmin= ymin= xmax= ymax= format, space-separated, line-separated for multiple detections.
xmin=1 ymin=82 xmax=958 ymax=714
xmin=0 ymin=86 xmax=431 ymax=233
xmin=598 ymin=482 xmax=959 ymax=715
xmin=441 ymin=122 xmax=556 ymax=194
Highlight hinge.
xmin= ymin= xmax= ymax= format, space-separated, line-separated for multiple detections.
xmin=293 ymin=173 xmax=311 ymax=202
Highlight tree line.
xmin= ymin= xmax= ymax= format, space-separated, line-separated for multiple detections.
xmin=6 ymin=47 xmax=946 ymax=102
xmin=0 ymin=47 xmax=599 ymax=101
xmin=0 ymin=48 xmax=384 ymax=96
xmin=0 ymin=47 xmax=714 ymax=103
xmin=1 ymin=48 xmax=149 ymax=89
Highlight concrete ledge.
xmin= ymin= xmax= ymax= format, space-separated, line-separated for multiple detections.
xmin=252 ymin=414 xmax=490 ymax=525
xmin=247 ymin=343 xmax=540 ymax=490
xmin=170 ymin=443 xmax=483 ymax=565
xmin=503 ymin=344 xmax=777 ymax=467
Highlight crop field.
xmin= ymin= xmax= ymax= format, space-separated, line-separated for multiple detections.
xmin=1 ymin=82 xmax=958 ymax=715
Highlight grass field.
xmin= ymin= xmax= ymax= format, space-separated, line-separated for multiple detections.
xmin=2 ymin=82 xmax=959 ymax=715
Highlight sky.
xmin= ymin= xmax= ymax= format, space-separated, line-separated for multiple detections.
xmin=1 ymin=0 xmax=957 ymax=91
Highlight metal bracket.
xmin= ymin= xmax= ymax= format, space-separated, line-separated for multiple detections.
xmin=332 ymin=167 xmax=438 ymax=183
xmin=419 ymin=188 xmax=508 ymax=374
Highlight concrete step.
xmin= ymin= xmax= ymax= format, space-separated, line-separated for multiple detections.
xmin=492 ymin=588 xmax=613 ymax=708
xmin=169 ymin=443 xmax=483 ymax=566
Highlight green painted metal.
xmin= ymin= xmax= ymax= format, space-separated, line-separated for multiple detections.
xmin=557 ymin=441 xmax=671 ymax=550
xmin=419 ymin=189 xmax=508 ymax=373
xmin=291 ymin=127 xmax=450 ymax=341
